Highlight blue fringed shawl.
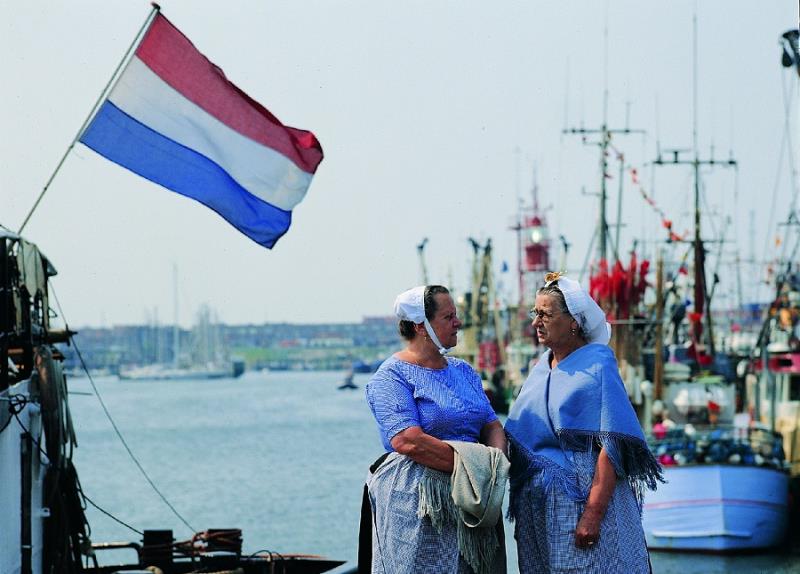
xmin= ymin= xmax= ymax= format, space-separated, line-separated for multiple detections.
xmin=504 ymin=344 xmax=662 ymax=517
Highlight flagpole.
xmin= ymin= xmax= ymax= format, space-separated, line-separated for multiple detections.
xmin=18 ymin=3 xmax=161 ymax=234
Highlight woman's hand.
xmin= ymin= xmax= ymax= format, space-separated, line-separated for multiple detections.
xmin=574 ymin=506 xmax=603 ymax=549
xmin=390 ymin=426 xmax=454 ymax=472
xmin=574 ymin=447 xmax=616 ymax=549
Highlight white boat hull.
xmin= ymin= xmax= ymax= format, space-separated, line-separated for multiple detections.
xmin=1 ymin=380 xmax=45 ymax=574
xmin=118 ymin=361 xmax=243 ymax=381
xmin=642 ymin=464 xmax=789 ymax=551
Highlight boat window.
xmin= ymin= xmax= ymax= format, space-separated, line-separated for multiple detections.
xmin=790 ymin=374 xmax=800 ymax=402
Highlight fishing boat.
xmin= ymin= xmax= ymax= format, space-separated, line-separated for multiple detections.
xmin=580 ymin=216 xmax=791 ymax=552
xmin=635 ymin=168 xmax=793 ymax=551
xmin=450 ymin=237 xmax=515 ymax=413
xmin=642 ymin=390 xmax=789 ymax=551
xmin=506 ymin=176 xmax=553 ymax=391
xmin=640 ymin=25 xmax=800 ymax=552
xmin=642 ymin=459 xmax=788 ymax=551
xmin=1 ymin=230 xmax=347 ymax=573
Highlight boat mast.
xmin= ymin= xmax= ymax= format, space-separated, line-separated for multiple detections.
xmin=753 ymin=29 xmax=800 ymax=429
xmin=653 ymin=9 xmax=737 ymax=362
xmin=653 ymin=252 xmax=665 ymax=400
xmin=172 ymin=263 xmax=179 ymax=368
xmin=691 ymin=9 xmax=705 ymax=354
xmin=512 ymin=166 xmax=551 ymax=302
xmin=563 ymin=8 xmax=644 ymax=270
xmin=416 ymin=238 xmax=429 ymax=285
xmin=563 ymin=125 xmax=644 ymax=267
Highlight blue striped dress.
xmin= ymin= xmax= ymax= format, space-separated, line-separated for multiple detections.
xmin=365 ymin=355 xmax=502 ymax=573
xmin=511 ymin=447 xmax=650 ymax=573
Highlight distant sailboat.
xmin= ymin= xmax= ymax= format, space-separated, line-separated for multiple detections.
xmin=119 ymin=269 xmax=245 ymax=381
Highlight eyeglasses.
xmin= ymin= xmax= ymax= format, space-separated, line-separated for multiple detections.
xmin=528 ymin=308 xmax=565 ymax=322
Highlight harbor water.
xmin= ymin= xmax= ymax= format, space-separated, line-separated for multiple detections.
xmin=68 ymin=370 xmax=798 ymax=573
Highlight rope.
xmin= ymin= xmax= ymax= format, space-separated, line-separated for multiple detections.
xmin=83 ymin=494 xmax=143 ymax=536
xmin=5 ymin=394 xmax=51 ymax=464
xmin=49 ymin=281 xmax=196 ymax=535
xmin=249 ymin=549 xmax=289 ymax=574
xmin=0 ymin=393 xmax=28 ymax=434
xmin=759 ymin=69 xmax=799 ymax=302
xmin=616 ymin=149 xmax=688 ymax=244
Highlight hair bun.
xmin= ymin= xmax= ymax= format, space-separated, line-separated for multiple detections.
xmin=544 ymin=271 xmax=564 ymax=285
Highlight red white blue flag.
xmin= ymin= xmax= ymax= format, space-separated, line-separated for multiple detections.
xmin=79 ymin=13 xmax=324 ymax=248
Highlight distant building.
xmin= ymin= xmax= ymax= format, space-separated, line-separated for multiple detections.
xmin=59 ymin=316 xmax=400 ymax=373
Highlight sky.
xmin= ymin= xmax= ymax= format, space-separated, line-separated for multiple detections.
xmin=2 ymin=1 xmax=797 ymax=328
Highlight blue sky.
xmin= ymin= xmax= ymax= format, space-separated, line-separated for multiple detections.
xmin=2 ymin=1 xmax=796 ymax=327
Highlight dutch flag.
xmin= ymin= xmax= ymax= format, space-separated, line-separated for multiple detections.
xmin=79 ymin=13 xmax=324 ymax=248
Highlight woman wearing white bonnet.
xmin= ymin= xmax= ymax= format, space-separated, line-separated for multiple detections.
xmin=504 ymin=272 xmax=662 ymax=573
xmin=363 ymin=285 xmax=508 ymax=573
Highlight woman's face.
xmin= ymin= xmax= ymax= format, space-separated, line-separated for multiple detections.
xmin=428 ymin=293 xmax=462 ymax=348
xmin=531 ymin=293 xmax=576 ymax=351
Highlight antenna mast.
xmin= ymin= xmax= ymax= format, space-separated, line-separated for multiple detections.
xmin=653 ymin=8 xmax=737 ymax=359
xmin=563 ymin=4 xmax=644 ymax=265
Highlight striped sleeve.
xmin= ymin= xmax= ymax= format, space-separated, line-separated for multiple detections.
xmin=366 ymin=364 xmax=420 ymax=447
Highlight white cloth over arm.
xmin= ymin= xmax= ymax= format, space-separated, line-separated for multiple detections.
xmin=446 ymin=440 xmax=510 ymax=528
xmin=416 ymin=441 xmax=510 ymax=574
